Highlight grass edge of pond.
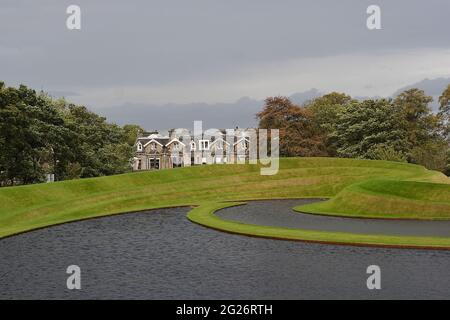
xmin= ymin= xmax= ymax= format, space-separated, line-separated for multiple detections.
xmin=187 ymin=201 xmax=450 ymax=250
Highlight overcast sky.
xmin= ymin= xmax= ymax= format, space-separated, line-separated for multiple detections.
xmin=1 ymin=0 xmax=450 ymax=113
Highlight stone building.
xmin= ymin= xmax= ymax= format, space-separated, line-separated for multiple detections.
xmin=132 ymin=128 xmax=254 ymax=171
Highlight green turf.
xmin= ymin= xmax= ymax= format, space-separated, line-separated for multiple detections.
xmin=0 ymin=157 xmax=449 ymax=246
xmin=187 ymin=202 xmax=450 ymax=249
xmin=296 ymin=179 xmax=450 ymax=220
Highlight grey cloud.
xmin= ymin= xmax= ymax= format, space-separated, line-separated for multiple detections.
xmin=95 ymin=99 xmax=262 ymax=131
xmin=1 ymin=0 xmax=450 ymax=91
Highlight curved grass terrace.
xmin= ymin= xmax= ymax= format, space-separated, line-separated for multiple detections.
xmin=296 ymin=179 xmax=450 ymax=220
xmin=0 ymin=157 xmax=450 ymax=248
xmin=187 ymin=201 xmax=450 ymax=250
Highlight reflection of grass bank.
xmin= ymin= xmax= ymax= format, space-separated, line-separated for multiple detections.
xmin=0 ymin=157 xmax=449 ymax=240
xmin=187 ymin=202 xmax=450 ymax=250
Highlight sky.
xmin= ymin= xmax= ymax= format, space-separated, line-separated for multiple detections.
xmin=1 ymin=0 xmax=450 ymax=128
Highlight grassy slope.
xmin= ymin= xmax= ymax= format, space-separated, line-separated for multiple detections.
xmin=0 ymin=157 xmax=449 ymax=242
xmin=296 ymin=179 xmax=450 ymax=219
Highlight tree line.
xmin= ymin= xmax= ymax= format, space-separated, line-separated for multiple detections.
xmin=2 ymin=81 xmax=450 ymax=187
xmin=257 ymin=85 xmax=450 ymax=175
xmin=0 ymin=82 xmax=143 ymax=186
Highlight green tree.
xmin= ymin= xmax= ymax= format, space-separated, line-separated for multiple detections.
xmin=439 ymin=84 xmax=450 ymax=113
xmin=0 ymin=85 xmax=46 ymax=185
xmin=64 ymin=104 xmax=133 ymax=177
xmin=393 ymin=88 xmax=447 ymax=170
xmin=331 ymin=99 xmax=408 ymax=160
xmin=306 ymin=92 xmax=353 ymax=155
xmin=123 ymin=124 xmax=144 ymax=146
xmin=410 ymin=141 xmax=448 ymax=172
xmin=438 ymin=84 xmax=450 ymax=140
xmin=437 ymin=84 xmax=450 ymax=175
xmin=365 ymin=145 xmax=407 ymax=162
xmin=393 ymin=89 xmax=436 ymax=149
xmin=0 ymin=82 xmax=135 ymax=186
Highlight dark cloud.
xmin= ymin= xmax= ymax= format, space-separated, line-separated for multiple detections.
xmin=95 ymin=98 xmax=263 ymax=131
xmin=1 ymin=0 xmax=449 ymax=90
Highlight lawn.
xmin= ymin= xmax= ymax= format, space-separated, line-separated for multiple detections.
xmin=0 ymin=157 xmax=449 ymax=248
xmin=296 ymin=179 xmax=450 ymax=220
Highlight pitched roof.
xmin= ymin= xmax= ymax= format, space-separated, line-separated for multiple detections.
xmin=233 ymin=137 xmax=250 ymax=146
xmin=140 ymin=138 xmax=170 ymax=147
xmin=210 ymin=137 xmax=230 ymax=146
xmin=166 ymin=138 xmax=186 ymax=147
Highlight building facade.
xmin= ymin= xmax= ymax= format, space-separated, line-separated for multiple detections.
xmin=133 ymin=128 xmax=253 ymax=171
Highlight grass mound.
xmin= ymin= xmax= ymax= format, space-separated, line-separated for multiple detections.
xmin=296 ymin=179 xmax=450 ymax=220
xmin=0 ymin=157 xmax=448 ymax=240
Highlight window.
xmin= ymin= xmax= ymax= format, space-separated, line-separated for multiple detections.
xmin=216 ymin=141 xmax=223 ymax=150
xmin=172 ymin=156 xmax=182 ymax=168
xmin=137 ymin=142 xmax=143 ymax=152
xmin=190 ymin=141 xmax=196 ymax=151
xmin=242 ymin=139 xmax=249 ymax=150
xmin=148 ymin=158 xmax=160 ymax=170
xmin=137 ymin=159 xmax=142 ymax=170
xmin=199 ymin=140 xmax=210 ymax=151
xmin=150 ymin=143 xmax=156 ymax=151
xmin=173 ymin=142 xmax=179 ymax=151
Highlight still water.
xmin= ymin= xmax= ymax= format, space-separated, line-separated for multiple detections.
xmin=217 ymin=199 xmax=450 ymax=237
xmin=0 ymin=205 xmax=449 ymax=299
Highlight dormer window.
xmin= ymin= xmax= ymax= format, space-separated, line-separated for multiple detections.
xmin=150 ymin=143 xmax=156 ymax=151
xmin=173 ymin=142 xmax=179 ymax=151
xmin=137 ymin=142 xmax=143 ymax=152
xmin=242 ymin=139 xmax=249 ymax=150
xmin=199 ymin=140 xmax=210 ymax=151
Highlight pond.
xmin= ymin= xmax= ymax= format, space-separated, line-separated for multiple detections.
xmin=216 ymin=199 xmax=450 ymax=237
xmin=0 ymin=203 xmax=449 ymax=299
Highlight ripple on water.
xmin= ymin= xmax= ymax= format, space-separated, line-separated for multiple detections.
xmin=0 ymin=206 xmax=449 ymax=299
